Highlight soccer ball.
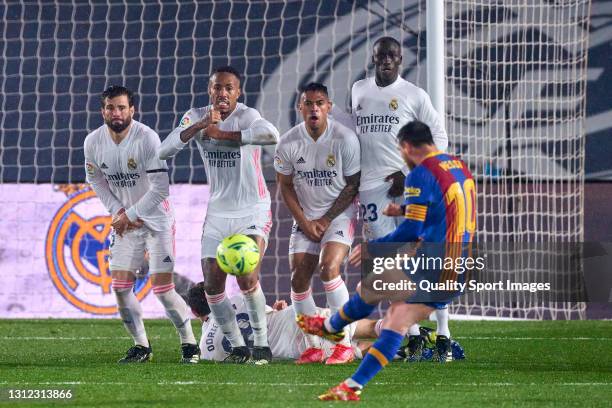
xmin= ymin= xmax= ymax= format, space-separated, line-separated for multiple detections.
xmin=216 ymin=234 xmax=260 ymax=276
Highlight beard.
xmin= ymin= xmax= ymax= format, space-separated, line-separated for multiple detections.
xmin=106 ymin=117 xmax=131 ymax=133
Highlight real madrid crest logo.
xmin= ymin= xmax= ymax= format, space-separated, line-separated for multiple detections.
xmin=326 ymin=154 xmax=336 ymax=167
xmin=389 ymin=98 xmax=398 ymax=111
xmin=127 ymin=158 xmax=137 ymax=170
xmin=45 ymin=185 xmax=151 ymax=315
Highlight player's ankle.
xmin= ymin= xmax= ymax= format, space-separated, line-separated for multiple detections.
xmin=323 ymin=317 xmax=337 ymax=333
xmin=344 ymin=378 xmax=363 ymax=390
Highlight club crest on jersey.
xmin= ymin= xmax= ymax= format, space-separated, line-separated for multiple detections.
xmin=405 ymin=187 xmax=421 ymax=198
xmin=389 ymin=98 xmax=399 ymax=111
xmin=85 ymin=162 xmax=95 ymax=176
xmin=45 ymin=185 xmax=151 ymax=315
xmin=326 ymin=154 xmax=336 ymax=167
xmin=127 ymin=158 xmax=137 ymax=170
xmin=179 ymin=116 xmax=192 ymax=128
xmin=274 ymin=155 xmax=283 ymax=169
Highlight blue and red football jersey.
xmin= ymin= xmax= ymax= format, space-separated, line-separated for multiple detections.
xmin=373 ymin=151 xmax=476 ymax=244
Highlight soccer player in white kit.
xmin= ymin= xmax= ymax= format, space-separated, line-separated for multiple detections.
xmin=275 ymin=83 xmax=361 ymax=365
xmin=84 ymin=86 xmax=199 ymax=364
xmin=158 ymin=66 xmax=279 ymax=364
xmin=351 ymin=37 xmax=452 ymax=359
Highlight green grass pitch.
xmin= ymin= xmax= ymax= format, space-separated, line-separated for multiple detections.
xmin=0 ymin=319 xmax=610 ymax=407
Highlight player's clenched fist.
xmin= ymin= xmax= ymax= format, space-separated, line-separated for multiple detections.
xmin=382 ymin=203 xmax=403 ymax=217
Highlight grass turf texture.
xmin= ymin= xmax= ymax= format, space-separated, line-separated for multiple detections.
xmin=0 ymin=320 xmax=610 ymax=407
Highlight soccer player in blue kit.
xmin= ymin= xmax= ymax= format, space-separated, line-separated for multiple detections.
xmin=298 ymin=120 xmax=476 ymax=401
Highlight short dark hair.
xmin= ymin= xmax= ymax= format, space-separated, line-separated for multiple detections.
xmin=100 ymin=85 xmax=134 ymax=108
xmin=373 ymin=36 xmax=401 ymax=51
xmin=300 ymin=82 xmax=329 ymax=98
xmin=397 ymin=121 xmax=435 ymax=147
xmin=212 ymin=65 xmax=241 ymax=83
xmin=186 ymin=282 xmax=210 ymax=317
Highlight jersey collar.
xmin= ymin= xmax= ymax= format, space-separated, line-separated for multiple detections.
xmin=423 ymin=151 xmax=443 ymax=160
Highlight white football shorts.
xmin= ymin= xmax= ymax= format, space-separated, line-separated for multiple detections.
xmin=201 ymin=209 xmax=272 ymax=259
xmin=359 ymin=183 xmax=404 ymax=241
xmin=109 ymin=225 xmax=175 ymax=274
xmin=289 ymin=216 xmax=356 ymax=255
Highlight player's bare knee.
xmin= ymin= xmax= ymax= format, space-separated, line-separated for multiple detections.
xmin=318 ymin=261 xmax=341 ymax=281
xmin=236 ymin=273 xmax=259 ymax=292
xmin=150 ymin=272 xmax=172 ymax=286
xmin=111 ymin=270 xmax=135 ymax=293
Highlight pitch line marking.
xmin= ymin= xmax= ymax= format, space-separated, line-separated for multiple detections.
xmin=1 ymin=336 xmax=610 ymax=341
xmin=0 ymin=381 xmax=609 ymax=387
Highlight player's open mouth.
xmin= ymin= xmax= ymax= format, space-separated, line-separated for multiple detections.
xmin=216 ymin=100 xmax=230 ymax=109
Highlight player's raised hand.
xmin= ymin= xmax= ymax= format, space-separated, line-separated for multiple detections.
xmin=385 ymin=170 xmax=405 ymax=197
xmin=383 ymin=203 xmax=403 ymax=217
xmin=208 ymin=107 xmax=221 ymax=124
xmin=203 ymin=123 xmax=221 ymax=140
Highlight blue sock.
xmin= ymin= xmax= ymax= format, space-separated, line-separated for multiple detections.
xmin=329 ymin=293 xmax=375 ymax=332
xmin=351 ymin=329 xmax=404 ymax=387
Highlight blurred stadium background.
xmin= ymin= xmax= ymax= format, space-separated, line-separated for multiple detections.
xmin=0 ymin=0 xmax=610 ymax=320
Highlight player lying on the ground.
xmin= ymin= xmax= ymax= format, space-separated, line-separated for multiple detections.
xmin=186 ymin=282 xmax=383 ymax=362
xmin=298 ymin=121 xmax=476 ymax=401
xmin=84 ymin=85 xmax=199 ymax=364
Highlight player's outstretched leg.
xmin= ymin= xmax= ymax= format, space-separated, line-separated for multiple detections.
xmin=319 ymin=302 xmax=433 ymax=401
xmin=298 ymin=291 xmax=376 ymax=343
xmin=319 ymin=328 xmax=403 ymax=401
xmin=112 ymin=273 xmax=152 ymax=363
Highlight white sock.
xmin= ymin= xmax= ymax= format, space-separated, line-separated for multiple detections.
xmin=154 ymin=283 xmax=197 ymax=345
xmin=242 ymin=283 xmax=269 ymax=347
xmin=113 ymin=279 xmax=148 ymax=347
xmin=374 ymin=319 xmax=384 ymax=337
xmin=323 ymin=275 xmax=349 ymax=314
xmin=206 ymin=291 xmax=245 ymax=347
xmin=408 ymin=323 xmax=420 ymax=336
xmin=435 ymin=307 xmax=451 ymax=338
xmin=291 ymin=287 xmax=321 ymax=350
xmin=323 ymin=276 xmax=351 ymax=347
xmin=345 ymin=378 xmax=363 ymax=389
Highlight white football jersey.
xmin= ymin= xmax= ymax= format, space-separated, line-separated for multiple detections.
xmin=166 ymin=103 xmax=271 ymax=217
xmin=84 ymin=120 xmax=173 ymax=231
xmin=274 ymin=119 xmax=360 ymax=220
xmin=351 ymin=76 xmax=448 ymax=191
xmin=199 ymin=296 xmax=351 ymax=361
